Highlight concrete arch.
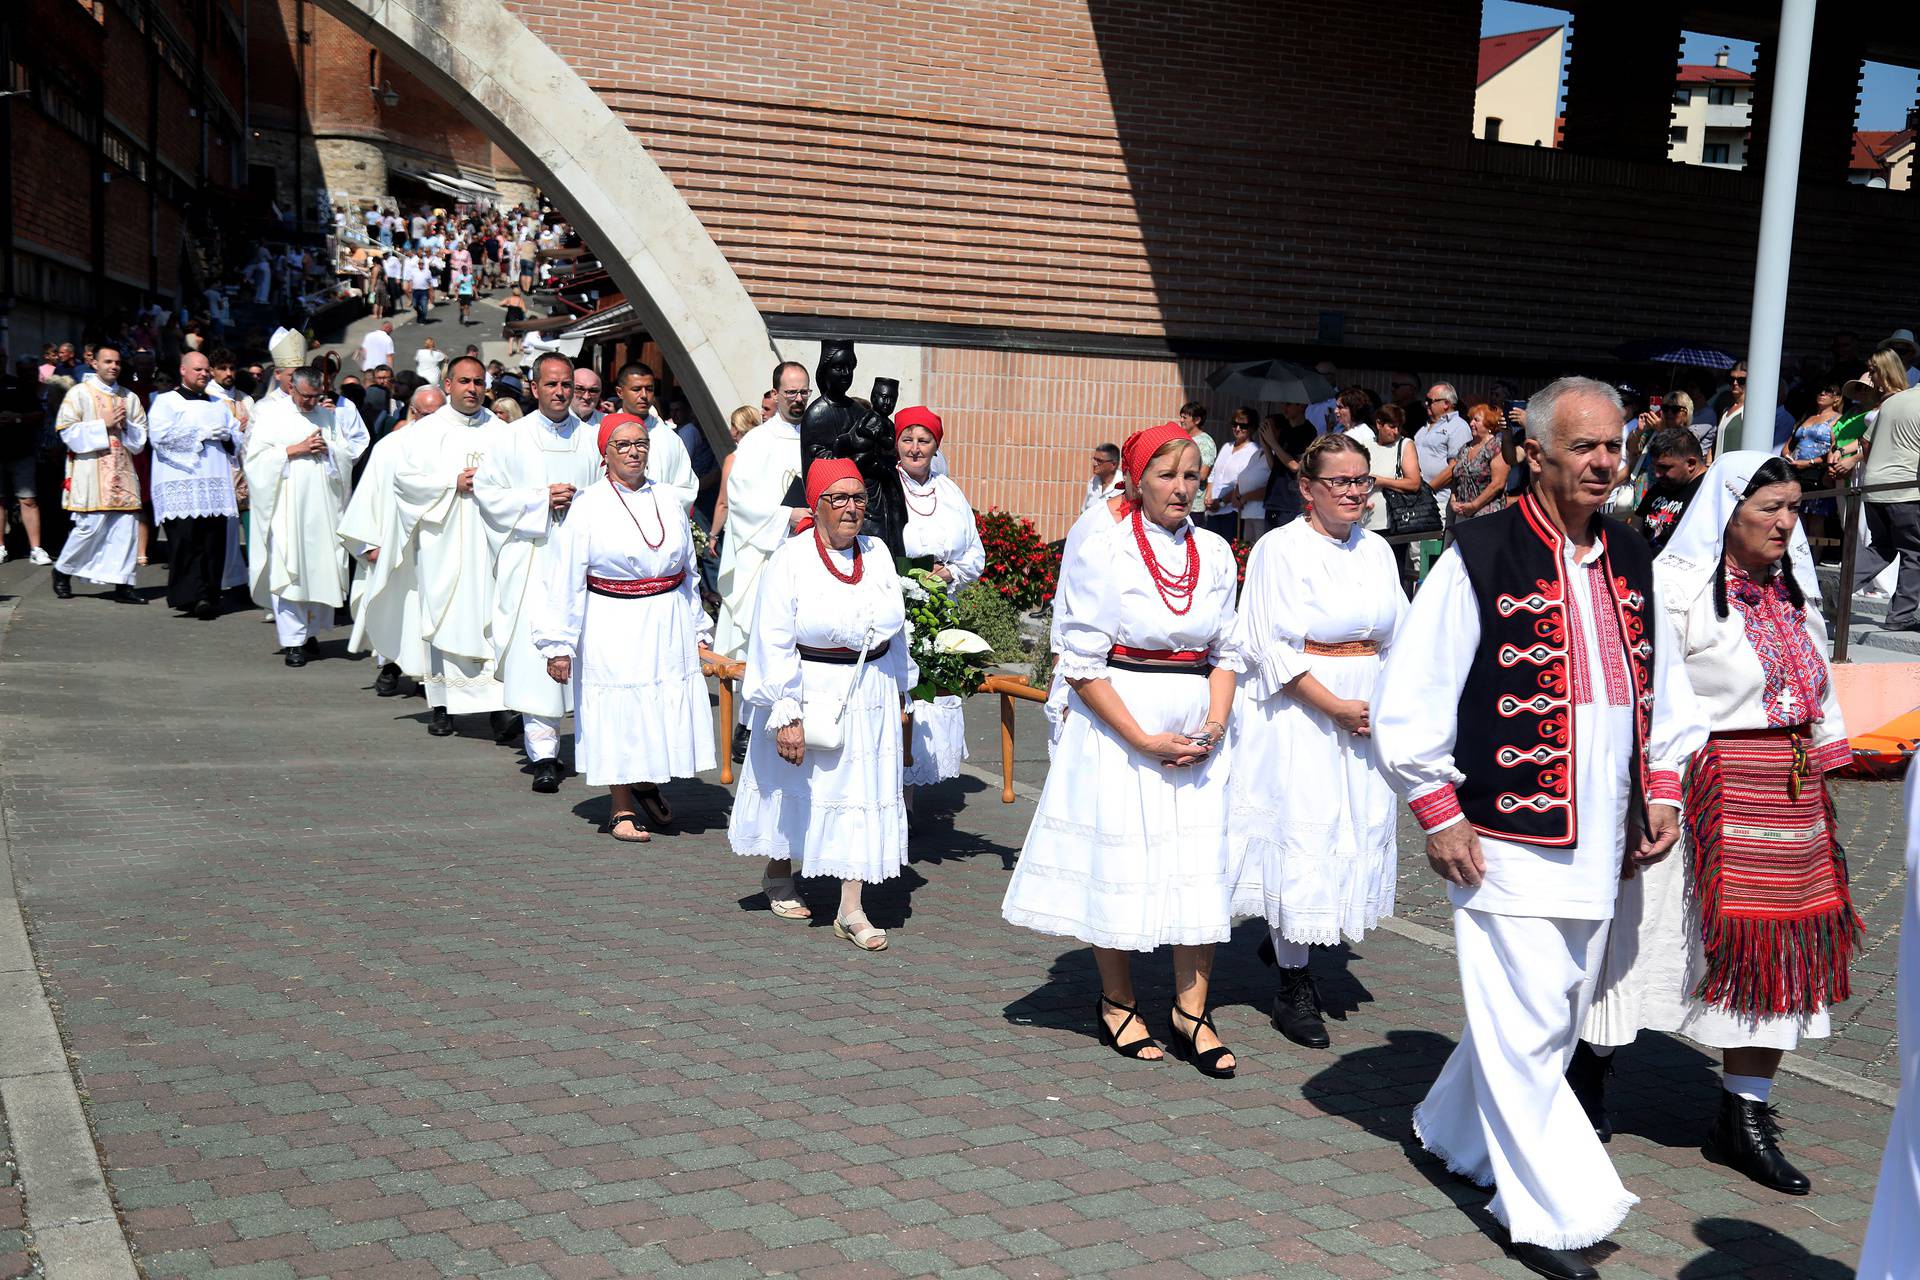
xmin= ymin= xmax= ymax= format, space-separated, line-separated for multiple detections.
xmin=316 ymin=0 xmax=769 ymax=436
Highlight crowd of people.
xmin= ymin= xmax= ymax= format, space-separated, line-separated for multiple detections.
xmin=9 ymin=312 xmax=1920 ymax=1277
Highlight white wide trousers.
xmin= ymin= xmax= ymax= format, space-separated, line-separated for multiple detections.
xmin=55 ymin=512 xmax=138 ymax=586
xmin=271 ymin=596 xmax=330 ymax=647
xmin=1413 ymin=908 xmax=1636 ymax=1250
xmin=523 ymin=714 xmax=561 ymax=763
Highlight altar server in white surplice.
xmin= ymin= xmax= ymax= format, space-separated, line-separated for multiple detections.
xmin=50 ymin=345 xmax=147 ymax=603
xmin=532 ymin=414 xmax=714 ymax=842
xmin=894 ymin=406 xmax=986 ymax=790
xmin=242 ymin=366 xmax=368 ymax=665
xmin=714 ymin=359 xmax=806 ymax=662
xmin=394 ymin=356 xmax=507 ymax=736
xmin=1372 ymin=378 xmax=1698 ymax=1280
xmin=207 ymin=349 xmax=256 ymax=591
xmin=1228 ymin=433 xmax=1406 ymax=1053
xmin=475 ymin=353 xmax=604 ymax=792
xmin=1001 ymin=423 xmax=1243 ymax=1080
xmin=1860 ymin=767 xmax=1920 ymax=1280
xmin=340 ymin=385 xmax=442 ymax=697
xmin=148 ymin=352 xmax=239 ymax=618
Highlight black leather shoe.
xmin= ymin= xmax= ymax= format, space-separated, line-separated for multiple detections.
xmin=194 ymin=599 xmax=219 ymax=620
xmin=283 ymin=646 xmax=308 ymax=668
xmin=1271 ymin=966 xmax=1330 ymax=1049
xmin=1703 ymin=1090 xmax=1810 ymax=1194
xmin=374 ymin=663 xmax=401 ymax=697
xmin=732 ymin=726 xmax=751 ymax=764
xmin=111 ymin=584 xmax=146 ymax=604
xmin=428 ymin=707 xmax=455 ymax=737
xmin=1507 ymin=1240 xmax=1598 ymax=1279
xmin=51 ymin=570 xmax=72 ymax=599
xmin=530 ymin=759 xmax=562 ymax=794
xmin=302 ymin=636 xmax=319 ymax=655
xmin=491 ymin=709 xmax=523 ymax=743
xmin=1566 ymin=1041 xmax=1614 ymax=1143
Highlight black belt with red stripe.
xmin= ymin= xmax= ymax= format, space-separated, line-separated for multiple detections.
xmin=798 ymin=641 xmax=890 ymax=665
xmin=1107 ymin=645 xmax=1212 ymax=675
xmin=588 ymin=572 xmax=684 ymax=599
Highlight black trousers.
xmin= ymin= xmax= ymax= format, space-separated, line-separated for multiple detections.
xmin=164 ymin=516 xmax=229 ymax=611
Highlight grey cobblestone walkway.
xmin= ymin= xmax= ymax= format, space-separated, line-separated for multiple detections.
xmin=0 ymin=559 xmax=1900 ymax=1278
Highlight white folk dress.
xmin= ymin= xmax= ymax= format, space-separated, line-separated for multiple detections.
xmin=1583 ymin=558 xmax=1848 ymax=1051
xmin=727 ymin=532 xmax=916 ymax=883
xmin=1228 ymin=518 xmax=1406 ymax=944
xmin=1001 ymin=515 xmax=1243 ymax=951
xmin=899 ymin=467 xmax=987 ymax=786
xmin=1043 ymin=498 xmax=1128 ymax=754
xmin=531 ymin=478 xmax=715 ymax=786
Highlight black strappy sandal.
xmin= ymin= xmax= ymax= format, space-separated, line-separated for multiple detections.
xmin=635 ymin=784 xmax=674 ymax=829
xmin=1167 ymin=1003 xmax=1237 ymax=1079
xmin=1095 ymin=995 xmax=1162 ymax=1061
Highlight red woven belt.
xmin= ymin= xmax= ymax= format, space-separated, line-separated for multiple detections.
xmin=1108 ymin=645 xmax=1211 ymax=673
xmin=587 ymin=572 xmax=684 ymax=599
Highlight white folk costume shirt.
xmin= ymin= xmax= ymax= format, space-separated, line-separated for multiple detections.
xmin=1043 ymin=497 xmax=1130 ymax=745
xmin=714 ymin=416 xmax=802 ymax=659
xmin=898 ymin=469 xmax=985 ymax=588
xmin=339 ymin=428 xmax=427 ymax=672
xmin=1207 ymin=440 xmax=1272 ymax=520
xmin=56 ymin=375 xmax=147 ymax=513
xmin=531 ymin=477 xmax=715 ymax=786
xmin=148 ymin=389 xmax=239 ymax=522
xmin=475 ymin=410 xmax=604 ymax=717
xmin=241 ymin=394 xmax=367 ymax=608
xmin=394 ymin=404 xmax=501 ymax=666
xmin=1372 ymin=536 xmax=1697 ymax=921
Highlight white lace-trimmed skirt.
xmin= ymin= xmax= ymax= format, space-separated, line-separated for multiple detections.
xmin=728 ymin=659 xmax=909 ymax=883
xmin=903 ymin=695 xmax=968 ymax=786
xmin=572 ymin=592 xmax=715 ymax=786
xmin=1002 ymin=666 xmax=1233 ymax=951
xmin=1227 ymin=652 xmax=1398 ymax=945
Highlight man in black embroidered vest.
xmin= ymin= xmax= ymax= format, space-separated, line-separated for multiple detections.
xmin=1374 ymin=377 xmax=1695 ymax=1280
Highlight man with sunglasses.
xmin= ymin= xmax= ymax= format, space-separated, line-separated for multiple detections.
xmin=1414 ymin=383 xmax=1472 ymax=496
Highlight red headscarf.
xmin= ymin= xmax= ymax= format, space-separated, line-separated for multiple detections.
xmin=1120 ymin=421 xmax=1194 ymax=490
xmin=597 ymin=411 xmax=645 ymax=457
xmin=893 ymin=405 xmax=943 ymax=446
xmin=805 ymin=457 xmax=864 ymax=508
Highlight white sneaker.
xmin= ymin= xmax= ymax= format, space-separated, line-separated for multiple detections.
xmin=28 ymin=546 xmax=52 ymax=566
xmin=0 ymin=546 xmax=8 ymax=564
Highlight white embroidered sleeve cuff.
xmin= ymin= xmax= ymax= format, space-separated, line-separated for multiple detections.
xmin=765 ymin=697 xmax=803 ymax=730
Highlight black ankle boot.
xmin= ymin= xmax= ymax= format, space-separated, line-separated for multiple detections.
xmin=732 ymin=726 xmax=751 ymax=764
xmin=491 ymin=709 xmax=523 ymax=743
xmin=1271 ymin=966 xmax=1330 ymax=1049
xmin=374 ymin=663 xmax=401 ymax=697
xmin=1703 ymin=1089 xmax=1810 ymax=1195
xmin=1565 ymin=1041 xmax=1614 ymax=1143
xmin=428 ymin=707 xmax=454 ymax=737
xmin=51 ymin=570 xmax=73 ymax=598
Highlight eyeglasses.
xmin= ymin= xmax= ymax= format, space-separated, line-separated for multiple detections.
xmin=780 ymin=388 xmax=811 ymax=398
xmin=1423 ymin=396 xmax=1451 ymax=405
xmin=1312 ymin=476 xmax=1376 ymax=493
xmin=1730 ymin=376 xmax=1747 ymax=385
xmin=1232 ymin=422 xmax=1252 ymax=431
xmin=1661 ymin=405 xmax=1684 ymax=414
xmin=819 ymin=491 xmax=870 ymax=510
xmin=608 ymin=439 xmax=649 ymax=455
xmin=571 ymin=384 xmax=599 ymax=396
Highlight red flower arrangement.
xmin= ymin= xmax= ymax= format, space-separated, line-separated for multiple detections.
xmin=976 ymin=509 xmax=1061 ymax=611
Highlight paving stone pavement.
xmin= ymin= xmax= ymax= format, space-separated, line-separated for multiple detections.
xmin=0 ymin=557 xmax=1901 ymax=1279
xmin=0 ymin=1101 xmax=35 ymax=1280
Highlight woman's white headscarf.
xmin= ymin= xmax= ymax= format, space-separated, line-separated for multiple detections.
xmin=1654 ymin=449 xmax=1819 ymax=598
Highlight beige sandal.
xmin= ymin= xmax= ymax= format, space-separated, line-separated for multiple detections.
xmin=608 ymin=812 xmax=651 ymax=843
xmin=761 ymin=874 xmax=809 ymax=920
xmin=833 ymin=914 xmax=888 ymax=952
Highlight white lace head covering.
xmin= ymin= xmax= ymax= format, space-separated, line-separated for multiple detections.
xmin=1655 ymin=449 xmax=1818 ymax=598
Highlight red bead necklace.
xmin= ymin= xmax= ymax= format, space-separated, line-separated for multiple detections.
xmin=1131 ymin=508 xmax=1199 ymax=615
xmin=611 ymin=481 xmax=666 ymax=549
xmin=813 ymin=528 xmax=864 ymax=584
xmin=899 ymin=466 xmax=939 ymax=518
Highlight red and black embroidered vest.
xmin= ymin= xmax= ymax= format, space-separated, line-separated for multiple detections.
xmin=1451 ymin=496 xmax=1656 ymax=847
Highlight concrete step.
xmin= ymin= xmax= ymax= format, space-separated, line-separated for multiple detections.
xmin=1850 ymin=625 xmax=1920 ymax=658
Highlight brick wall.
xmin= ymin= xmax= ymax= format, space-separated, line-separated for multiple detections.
xmin=12 ymin=113 xmax=92 ymax=265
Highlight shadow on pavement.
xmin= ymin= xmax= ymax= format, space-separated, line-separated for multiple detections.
xmin=1678 ymin=1217 xmax=1856 ymax=1279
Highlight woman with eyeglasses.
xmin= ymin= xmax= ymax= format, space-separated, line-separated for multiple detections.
xmin=1228 ymin=434 xmax=1406 ymax=1048
xmin=729 ymin=458 xmax=914 ymax=951
xmin=533 ymin=414 xmax=714 ymax=844
xmin=1204 ymin=407 xmax=1270 ymax=542
xmin=1781 ymin=380 xmax=1843 ymax=547
xmin=1003 ymin=423 xmax=1245 ymax=1077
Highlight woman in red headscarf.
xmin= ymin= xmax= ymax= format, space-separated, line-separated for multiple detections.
xmin=1002 ymin=423 xmax=1245 ymax=1077
xmin=727 ymin=457 xmax=917 ymax=951
xmin=532 ymin=413 xmax=714 ymax=842
xmin=895 ymin=406 xmax=987 ymax=792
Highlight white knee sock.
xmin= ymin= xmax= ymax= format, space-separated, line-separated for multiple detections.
xmin=1723 ymin=1072 xmax=1773 ymax=1104
xmin=1267 ymin=928 xmax=1310 ymax=970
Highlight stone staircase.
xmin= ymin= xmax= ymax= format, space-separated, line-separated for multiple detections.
xmin=1818 ymin=565 xmax=1920 ymax=660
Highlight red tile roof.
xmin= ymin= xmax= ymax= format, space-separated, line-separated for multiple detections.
xmin=1478 ymin=26 xmax=1560 ymax=86
xmin=1675 ymin=64 xmax=1753 ymax=84
xmin=1852 ymin=129 xmax=1915 ymax=171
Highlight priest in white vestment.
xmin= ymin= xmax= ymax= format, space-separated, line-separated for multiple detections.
xmin=241 ymin=366 xmax=369 ymax=666
xmin=714 ymin=360 xmax=806 ymax=660
xmin=148 ymin=352 xmax=239 ymax=617
xmin=340 ymin=386 xmax=443 ymax=697
xmin=51 ymin=345 xmax=148 ymax=603
xmin=476 ymin=354 xmax=603 ymax=790
xmin=394 ymin=355 xmax=510 ymax=737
